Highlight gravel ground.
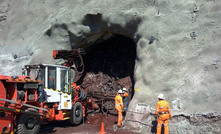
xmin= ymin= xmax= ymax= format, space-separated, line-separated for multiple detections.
xmin=39 ymin=113 xmax=138 ymax=134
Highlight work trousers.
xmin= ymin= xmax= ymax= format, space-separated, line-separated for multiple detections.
xmin=116 ymin=106 xmax=123 ymax=126
xmin=123 ymin=97 xmax=128 ymax=111
xmin=157 ymin=114 xmax=169 ymax=134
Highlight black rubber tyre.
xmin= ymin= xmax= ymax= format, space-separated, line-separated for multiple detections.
xmin=17 ymin=108 xmax=40 ymax=134
xmin=69 ymin=102 xmax=83 ymax=125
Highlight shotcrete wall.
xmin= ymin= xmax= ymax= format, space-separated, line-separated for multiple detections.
xmin=0 ymin=0 xmax=221 ymax=133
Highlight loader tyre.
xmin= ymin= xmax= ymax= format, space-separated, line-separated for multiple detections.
xmin=17 ymin=108 xmax=40 ymax=134
xmin=69 ymin=102 xmax=83 ymax=125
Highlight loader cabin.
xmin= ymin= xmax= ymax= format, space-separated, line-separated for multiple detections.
xmin=23 ymin=64 xmax=75 ymax=110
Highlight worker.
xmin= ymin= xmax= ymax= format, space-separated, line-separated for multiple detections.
xmin=155 ymin=93 xmax=171 ymax=134
xmin=48 ymin=77 xmax=54 ymax=89
xmin=115 ymin=89 xmax=124 ymax=128
xmin=60 ymin=70 xmax=67 ymax=92
xmin=122 ymin=87 xmax=128 ymax=112
xmin=48 ymin=70 xmax=55 ymax=89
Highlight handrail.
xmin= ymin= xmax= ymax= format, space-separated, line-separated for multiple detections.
xmin=0 ymin=98 xmax=47 ymax=111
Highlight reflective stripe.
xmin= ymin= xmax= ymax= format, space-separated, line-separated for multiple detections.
xmin=116 ymin=103 xmax=123 ymax=106
xmin=118 ymin=116 xmax=122 ymax=118
xmin=160 ymin=106 xmax=164 ymax=109
xmin=156 ymin=110 xmax=159 ymax=112
xmin=157 ymin=124 xmax=162 ymax=126
xmin=163 ymin=124 xmax=168 ymax=126
xmin=161 ymin=111 xmax=168 ymax=114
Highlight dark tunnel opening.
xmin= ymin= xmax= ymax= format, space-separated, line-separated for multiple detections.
xmin=84 ymin=34 xmax=136 ymax=79
xmin=77 ymin=34 xmax=136 ymax=105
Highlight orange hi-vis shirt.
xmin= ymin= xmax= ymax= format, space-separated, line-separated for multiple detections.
xmin=123 ymin=92 xmax=128 ymax=97
xmin=115 ymin=94 xmax=124 ymax=110
xmin=155 ymin=100 xmax=171 ymax=117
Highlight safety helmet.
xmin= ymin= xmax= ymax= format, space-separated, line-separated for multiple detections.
xmin=158 ymin=93 xmax=165 ymax=99
xmin=122 ymin=88 xmax=127 ymax=91
xmin=118 ymin=89 xmax=123 ymax=94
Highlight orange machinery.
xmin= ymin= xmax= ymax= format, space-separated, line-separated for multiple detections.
xmin=0 ymin=49 xmax=87 ymax=134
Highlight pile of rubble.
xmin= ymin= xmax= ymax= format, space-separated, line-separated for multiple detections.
xmin=81 ymin=72 xmax=132 ymax=96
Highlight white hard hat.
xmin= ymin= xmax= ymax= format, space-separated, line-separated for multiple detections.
xmin=158 ymin=93 xmax=165 ymax=99
xmin=118 ymin=89 xmax=123 ymax=94
xmin=122 ymin=88 xmax=127 ymax=91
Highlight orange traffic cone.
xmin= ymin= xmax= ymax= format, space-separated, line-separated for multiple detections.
xmin=99 ymin=122 xmax=106 ymax=134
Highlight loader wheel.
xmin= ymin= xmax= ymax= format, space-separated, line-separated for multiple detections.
xmin=17 ymin=108 xmax=40 ymax=134
xmin=69 ymin=102 xmax=83 ymax=125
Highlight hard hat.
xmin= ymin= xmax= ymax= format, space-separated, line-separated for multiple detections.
xmin=122 ymin=88 xmax=127 ymax=91
xmin=118 ymin=89 xmax=123 ymax=94
xmin=158 ymin=93 xmax=165 ymax=99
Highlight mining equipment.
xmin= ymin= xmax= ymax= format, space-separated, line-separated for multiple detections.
xmin=53 ymin=49 xmax=133 ymax=115
xmin=0 ymin=47 xmax=133 ymax=133
xmin=0 ymin=49 xmax=87 ymax=134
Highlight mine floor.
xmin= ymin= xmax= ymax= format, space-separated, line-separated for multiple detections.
xmin=39 ymin=113 xmax=138 ymax=134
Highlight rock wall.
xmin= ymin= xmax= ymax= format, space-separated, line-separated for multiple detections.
xmin=0 ymin=0 xmax=221 ymax=133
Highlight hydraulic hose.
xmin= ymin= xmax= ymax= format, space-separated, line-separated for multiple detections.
xmin=78 ymin=89 xmax=87 ymax=101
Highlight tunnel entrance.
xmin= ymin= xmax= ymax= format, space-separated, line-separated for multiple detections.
xmin=83 ymin=34 xmax=136 ymax=79
xmin=77 ymin=34 xmax=136 ymax=114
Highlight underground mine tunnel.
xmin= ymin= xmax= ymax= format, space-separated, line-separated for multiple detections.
xmin=76 ymin=34 xmax=136 ymax=114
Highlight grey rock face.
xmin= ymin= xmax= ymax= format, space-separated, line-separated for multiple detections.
xmin=0 ymin=0 xmax=221 ymax=133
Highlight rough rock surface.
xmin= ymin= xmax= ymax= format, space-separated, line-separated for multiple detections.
xmin=0 ymin=0 xmax=221 ymax=133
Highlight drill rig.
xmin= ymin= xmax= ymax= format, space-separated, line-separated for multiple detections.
xmin=0 ymin=49 xmax=87 ymax=134
xmin=0 ymin=47 xmax=133 ymax=133
xmin=53 ymin=49 xmax=133 ymax=115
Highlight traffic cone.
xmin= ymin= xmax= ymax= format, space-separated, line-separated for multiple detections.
xmin=99 ymin=122 xmax=106 ymax=134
